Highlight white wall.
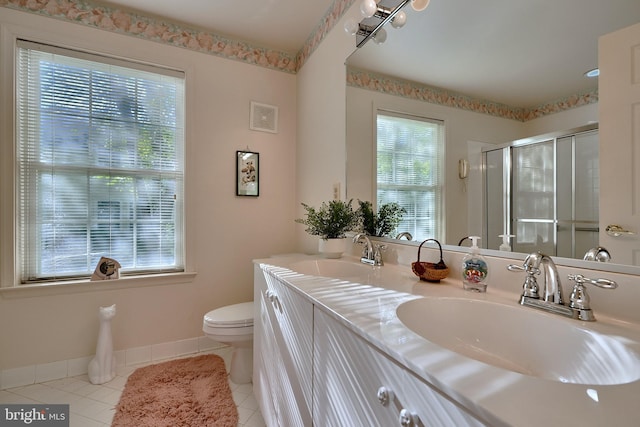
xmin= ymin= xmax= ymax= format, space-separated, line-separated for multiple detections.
xmin=523 ymin=103 xmax=598 ymax=137
xmin=0 ymin=9 xmax=298 ymax=370
xmin=295 ymin=6 xmax=358 ymax=254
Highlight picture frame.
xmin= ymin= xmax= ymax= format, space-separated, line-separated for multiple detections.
xmin=236 ymin=151 xmax=259 ymax=197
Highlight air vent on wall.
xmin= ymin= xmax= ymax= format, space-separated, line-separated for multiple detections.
xmin=250 ymin=101 xmax=278 ymax=133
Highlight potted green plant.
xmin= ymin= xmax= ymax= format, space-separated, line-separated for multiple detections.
xmin=357 ymin=200 xmax=407 ymax=237
xmin=295 ymin=199 xmax=359 ymax=258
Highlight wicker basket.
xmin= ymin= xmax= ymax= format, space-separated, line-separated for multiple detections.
xmin=412 ymin=239 xmax=449 ymax=283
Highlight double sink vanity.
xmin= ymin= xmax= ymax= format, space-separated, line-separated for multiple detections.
xmin=253 ymin=245 xmax=640 ymax=426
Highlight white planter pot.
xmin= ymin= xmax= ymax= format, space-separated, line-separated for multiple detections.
xmin=318 ymin=238 xmax=347 ymax=259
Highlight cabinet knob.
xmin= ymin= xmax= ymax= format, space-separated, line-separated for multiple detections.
xmin=376 ymin=386 xmax=394 ymax=406
xmin=399 ymin=409 xmax=419 ymax=427
xmin=265 ymin=290 xmax=276 ymax=302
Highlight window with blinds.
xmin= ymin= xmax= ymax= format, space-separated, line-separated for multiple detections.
xmin=16 ymin=40 xmax=185 ymax=283
xmin=376 ymin=111 xmax=445 ymax=242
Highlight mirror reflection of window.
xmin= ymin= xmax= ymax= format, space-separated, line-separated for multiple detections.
xmin=376 ymin=111 xmax=445 ymax=242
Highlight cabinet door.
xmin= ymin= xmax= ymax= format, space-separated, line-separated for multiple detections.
xmin=314 ymin=309 xmax=402 ymax=426
xmin=253 ymin=266 xmax=279 ymax=425
xmin=254 ymin=265 xmax=313 ymax=427
xmin=314 ymin=308 xmax=485 ymax=427
xmin=399 ymin=368 xmax=485 ymax=426
xmin=268 ymin=277 xmax=313 ymax=426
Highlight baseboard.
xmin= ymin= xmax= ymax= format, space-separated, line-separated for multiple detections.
xmin=0 ymin=336 xmax=226 ymax=390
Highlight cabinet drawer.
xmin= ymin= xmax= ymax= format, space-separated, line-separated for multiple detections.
xmin=314 ymin=308 xmax=485 ymax=427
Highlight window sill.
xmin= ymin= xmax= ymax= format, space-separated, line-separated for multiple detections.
xmin=0 ymin=272 xmax=197 ymax=299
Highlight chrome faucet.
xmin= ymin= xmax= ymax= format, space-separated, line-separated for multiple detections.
xmin=583 ymin=246 xmax=611 ymax=262
xmin=508 ymin=251 xmax=617 ymax=321
xmin=353 ymin=234 xmax=385 ymax=266
xmin=533 ymin=252 xmax=564 ymax=303
xmin=508 ymin=252 xmax=563 ymax=302
xmin=395 ymin=232 xmax=413 ymax=240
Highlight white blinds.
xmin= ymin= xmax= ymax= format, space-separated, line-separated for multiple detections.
xmin=376 ymin=111 xmax=445 ymax=242
xmin=16 ymin=40 xmax=185 ymax=283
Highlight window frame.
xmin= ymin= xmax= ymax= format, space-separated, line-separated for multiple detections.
xmin=375 ymin=109 xmax=446 ymax=242
xmin=1 ymin=35 xmax=190 ymax=289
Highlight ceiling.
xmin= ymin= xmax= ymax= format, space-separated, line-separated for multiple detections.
xmin=100 ymin=0 xmax=640 ymax=109
xmin=101 ymin=0 xmax=336 ymax=53
xmin=347 ymin=0 xmax=640 ymax=108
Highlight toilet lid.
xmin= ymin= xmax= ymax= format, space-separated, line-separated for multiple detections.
xmin=204 ymin=301 xmax=254 ymax=327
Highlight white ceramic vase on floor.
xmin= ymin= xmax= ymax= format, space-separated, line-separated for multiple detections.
xmin=318 ymin=238 xmax=347 ymax=259
xmin=88 ymin=304 xmax=116 ymax=385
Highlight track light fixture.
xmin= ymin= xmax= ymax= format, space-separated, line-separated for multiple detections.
xmin=344 ymin=0 xmax=430 ymax=48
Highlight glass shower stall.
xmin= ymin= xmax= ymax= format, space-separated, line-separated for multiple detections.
xmin=483 ymin=124 xmax=599 ymax=260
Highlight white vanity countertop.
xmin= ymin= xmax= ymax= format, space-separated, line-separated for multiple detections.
xmin=254 ymin=254 xmax=640 ymax=427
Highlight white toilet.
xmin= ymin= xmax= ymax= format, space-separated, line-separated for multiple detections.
xmin=203 ymin=301 xmax=254 ymax=384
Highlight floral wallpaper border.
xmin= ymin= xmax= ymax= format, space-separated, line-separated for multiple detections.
xmin=2 ymin=0 xmax=596 ymax=122
xmin=297 ymin=0 xmax=356 ymax=67
xmin=1 ymin=0 xmax=299 ymax=73
xmin=347 ymin=67 xmax=524 ymax=121
xmin=521 ymin=90 xmax=598 ymax=122
xmin=347 ymin=67 xmax=598 ymax=122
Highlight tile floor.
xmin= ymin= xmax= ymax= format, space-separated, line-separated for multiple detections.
xmin=0 ymin=347 xmax=265 ymax=427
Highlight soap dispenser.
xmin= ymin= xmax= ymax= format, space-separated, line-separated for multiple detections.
xmin=498 ymin=234 xmax=514 ymax=252
xmin=462 ymin=236 xmax=488 ymax=292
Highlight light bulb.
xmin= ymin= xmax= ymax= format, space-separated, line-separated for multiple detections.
xmin=411 ymin=0 xmax=430 ymax=12
xmin=372 ymin=28 xmax=387 ymax=44
xmin=391 ymin=11 xmax=406 ymax=29
xmin=584 ymin=68 xmax=600 ymax=78
xmin=344 ymin=17 xmax=359 ymax=36
xmin=360 ymin=0 xmax=377 ymax=18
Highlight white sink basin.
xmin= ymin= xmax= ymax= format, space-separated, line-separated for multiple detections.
xmin=288 ymin=259 xmax=376 ymax=280
xmin=396 ymin=297 xmax=640 ymax=385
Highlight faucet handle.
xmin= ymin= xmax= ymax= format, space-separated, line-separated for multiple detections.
xmin=373 ymin=244 xmax=386 ymax=266
xmin=567 ymin=275 xmax=591 ymax=313
xmin=358 ymin=243 xmax=369 ymax=258
xmin=353 ymin=234 xmax=370 ymax=256
xmin=567 ymin=274 xmax=618 ymax=290
xmin=507 ymin=262 xmax=541 ymax=299
xmin=567 ymin=274 xmax=617 ymax=321
xmin=506 ymin=263 xmax=526 ymax=272
xmin=507 ymin=263 xmax=529 ymax=273
xmin=507 ymin=261 xmax=540 ymax=276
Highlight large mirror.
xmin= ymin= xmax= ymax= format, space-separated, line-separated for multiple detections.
xmin=345 ymin=0 xmax=640 ymax=272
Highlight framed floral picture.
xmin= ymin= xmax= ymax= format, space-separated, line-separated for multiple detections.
xmin=236 ymin=151 xmax=259 ymax=196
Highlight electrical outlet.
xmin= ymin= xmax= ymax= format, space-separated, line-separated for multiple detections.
xmin=333 ymin=183 xmax=340 ymax=200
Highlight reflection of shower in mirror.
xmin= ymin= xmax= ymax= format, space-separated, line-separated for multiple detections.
xmin=483 ymin=124 xmax=599 ymax=260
